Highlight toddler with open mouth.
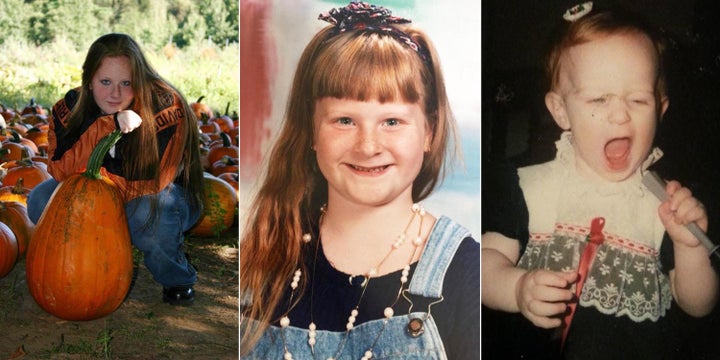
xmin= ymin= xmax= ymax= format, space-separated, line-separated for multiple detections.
xmin=482 ymin=3 xmax=718 ymax=359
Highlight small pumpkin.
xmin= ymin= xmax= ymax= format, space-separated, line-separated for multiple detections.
xmin=188 ymin=172 xmax=238 ymax=237
xmin=209 ymin=103 xmax=235 ymax=134
xmin=2 ymin=147 xmax=52 ymax=189
xmin=20 ymin=98 xmax=47 ymax=116
xmin=0 ymin=131 xmax=36 ymax=162
xmin=0 ymin=201 xmax=34 ymax=257
xmin=26 ymin=130 xmax=133 ymax=321
xmin=0 ymin=178 xmax=31 ymax=206
xmin=210 ymin=155 xmax=239 ymax=177
xmin=23 ymin=126 xmax=49 ymax=153
xmin=199 ymin=117 xmax=221 ymax=135
xmin=217 ymin=171 xmax=239 ymax=198
xmin=206 ymin=132 xmax=239 ymax=165
xmin=0 ymin=222 xmax=18 ymax=278
xmin=190 ymin=95 xmax=214 ymax=122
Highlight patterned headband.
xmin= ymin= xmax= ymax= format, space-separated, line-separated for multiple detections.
xmin=318 ymin=1 xmax=430 ymax=64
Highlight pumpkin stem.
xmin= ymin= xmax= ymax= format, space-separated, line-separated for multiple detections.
xmin=83 ymin=130 xmax=122 ymax=179
xmin=11 ymin=178 xmax=25 ymax=194
xmin=220 ymin=132 xmax=231 ymax=147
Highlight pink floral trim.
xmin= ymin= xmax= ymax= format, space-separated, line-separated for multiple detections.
xmin=529 ymin=222 xmax=658 ymax=256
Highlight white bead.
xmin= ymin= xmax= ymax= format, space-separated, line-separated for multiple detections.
xmin=351 ymin=309 xmax=359 ymax=317
xmin=302 ymin=233 xmax=312 ymax=243
xmin=284 ymin=351 xmax=293 ymax=360
xmin=309 ymin=322 xmax=316 ymax=331
xmin=411 ymin=203 xmax=420 ymax=212
xmin=280 ymin=316 xmax=290 ymax=328
xmin=295 ymin=269 xmax=302 ymax=276
xmin=308 ymin=337 xmax=316 ymax=345
xmin=368 ymin=268 xmax=377 ymax=276
xmin=413 ymin=236 xmax=423 ymax=246
xmin=365 ymin=350 xmax=374 ymax=358
xmin=346 ymin=322 xmax=354 ymax=330
xmin=348 ymin=315 xmax=356 ymax=324
xmin=309 ymin=331 xmax=316 ymax=339
xmin=401 ymin=276 xmax=408 ymax=283
xmin=384 ymin=307 xmax=394 ymax=318
xmin=291 ymin=282 xmax=298 ymax=289
xmin=402 ymin=268 xmax=410 ymax=276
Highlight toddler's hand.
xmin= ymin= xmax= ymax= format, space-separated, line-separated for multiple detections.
xmin=658 ymin=180 xmax=708 ymax=248
xmin=515 ymin=269 xmax=578 ymax=328
xmin=116 ymin=110 xmax=142 ymax=133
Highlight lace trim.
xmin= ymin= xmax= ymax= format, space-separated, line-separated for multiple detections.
xmin=530 ymin=223 xmax=658 ymax=256
xmin=519 ymin=227 xmax=672 ymax=322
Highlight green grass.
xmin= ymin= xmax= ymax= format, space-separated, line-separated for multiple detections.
xmin=0 ymin=37 xmax=238 ymax=117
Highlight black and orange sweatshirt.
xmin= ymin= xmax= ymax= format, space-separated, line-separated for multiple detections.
xmin=48 ymin=87 xmax=189 ymax=202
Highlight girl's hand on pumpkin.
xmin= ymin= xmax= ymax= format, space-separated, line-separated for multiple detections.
xmin=116 ymin=110 xmax=142 ymax=133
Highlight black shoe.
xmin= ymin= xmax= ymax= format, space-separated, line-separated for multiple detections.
xmin=162 ymin=286 xmax=195 ymax=306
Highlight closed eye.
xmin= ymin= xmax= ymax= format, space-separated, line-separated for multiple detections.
xmin=590 ymin=97 xmax=608 ymax=104
xmin=630 ymin=97 xmax=651 ymax=105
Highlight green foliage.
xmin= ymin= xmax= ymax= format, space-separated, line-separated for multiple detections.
xmin=0 ymin=0 xmax=238 ymax=114
xmin=1 ymin=0 xmax=237 ymax=49
xmin=0 ymin=38 xmax=238 ymax=116
xmin=43 ymin=328 xmax=115 ymax=358
xmin=27 ymin=0 xmax=112 ymax=48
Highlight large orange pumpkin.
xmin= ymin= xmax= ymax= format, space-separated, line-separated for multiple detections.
xmin=188 ymin=172 xmax=238 ymax=237
xmin=26 ymin=130 xmax=133 ymax=321
xmin=0 ymin=222 xmax=18 ymax=278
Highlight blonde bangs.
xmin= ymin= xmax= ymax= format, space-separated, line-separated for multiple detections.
xmin=311 ymin=31 xmax=427 ymax=105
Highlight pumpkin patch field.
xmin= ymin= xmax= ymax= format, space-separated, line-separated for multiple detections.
xmin=0 ymin=101 xmax=240 ymax=358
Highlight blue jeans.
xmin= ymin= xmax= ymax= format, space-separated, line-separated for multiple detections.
xmin=28 ymin=178 xmax=200 ymax=288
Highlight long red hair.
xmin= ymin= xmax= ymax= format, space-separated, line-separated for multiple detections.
xmin=240 ymin=24 xmax=459 ymax=353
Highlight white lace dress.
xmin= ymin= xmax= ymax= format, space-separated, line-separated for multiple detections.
xmin=517 ymin=131 xmax=672 ymax=323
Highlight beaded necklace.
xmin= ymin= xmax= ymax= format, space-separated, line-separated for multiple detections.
xmin=280 ymin=203 xmax=427 ymax=360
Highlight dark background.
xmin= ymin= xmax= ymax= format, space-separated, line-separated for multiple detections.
xmin=482 ymin=0 xmax=720 ymax=358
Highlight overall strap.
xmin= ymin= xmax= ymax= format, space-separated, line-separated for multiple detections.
xmin=408 ymin=216 xmax=471 ymax=298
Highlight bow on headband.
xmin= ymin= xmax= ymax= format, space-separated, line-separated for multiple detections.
xmin=318 ymin=1 xmax=429 ymax=63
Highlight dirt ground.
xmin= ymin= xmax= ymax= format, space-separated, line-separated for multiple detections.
xmin=0 ymin=228 xmax=239 ymax=360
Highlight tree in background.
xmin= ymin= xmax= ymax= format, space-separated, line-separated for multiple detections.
xmin=1 ymin=0 xmax=238 ymax=50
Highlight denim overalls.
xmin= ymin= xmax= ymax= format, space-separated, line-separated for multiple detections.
xmin=244 ymin=216 xmax=470 ymax=359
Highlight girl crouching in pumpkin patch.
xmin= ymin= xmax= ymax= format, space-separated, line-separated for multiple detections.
xmin=27 ymin=33 xmax=205 ymax=306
